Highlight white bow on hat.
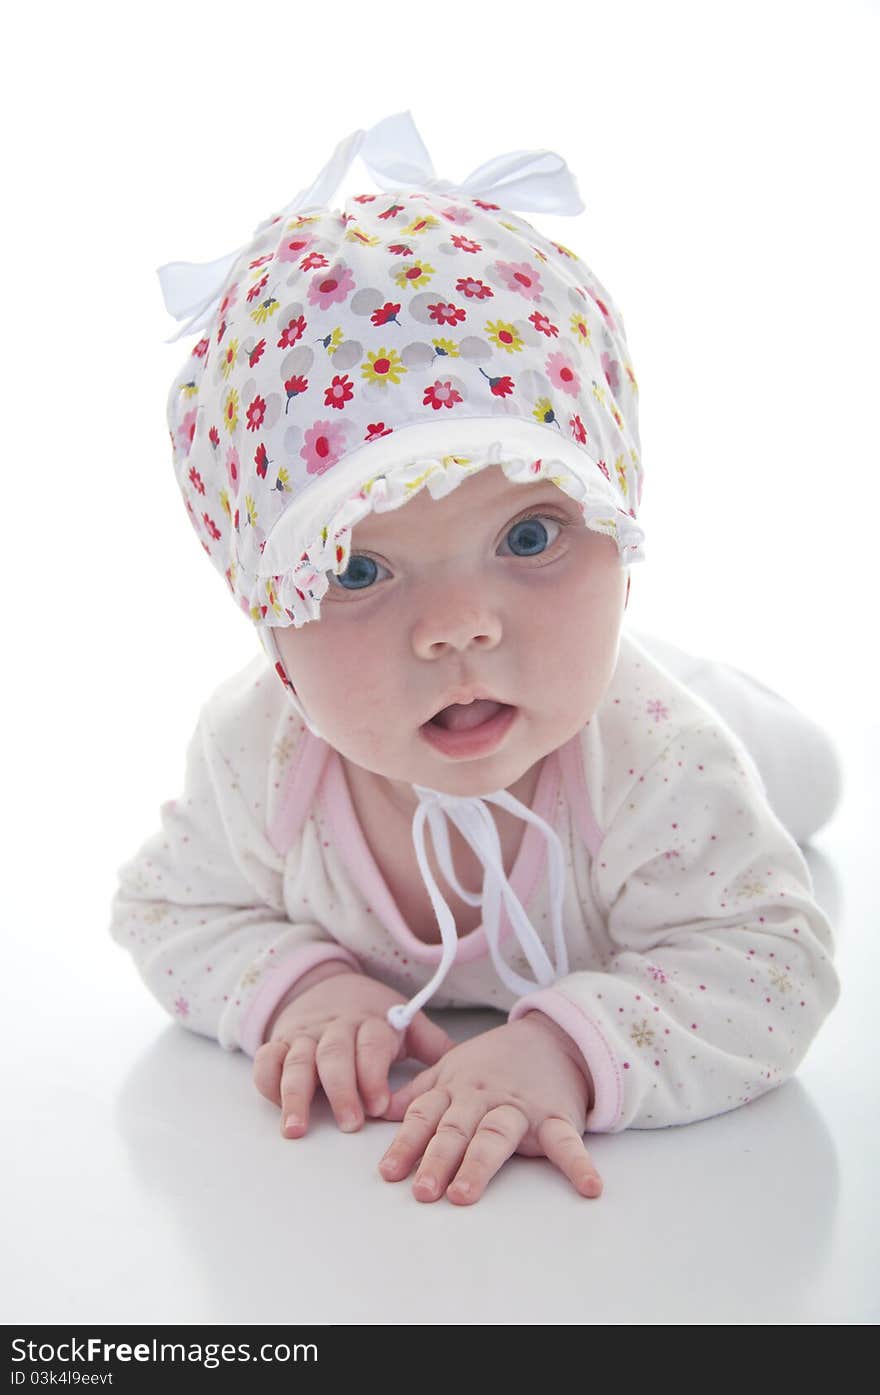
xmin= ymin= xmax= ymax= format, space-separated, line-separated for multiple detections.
xmin=156 ymin=108 xmax=585 ymax=343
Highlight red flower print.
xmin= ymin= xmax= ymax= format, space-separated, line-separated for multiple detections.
xmin=277 ymin=315 xmax=306 ymax=349
xmin=249 ymin=339 xmax=267 ymax=367
xmin=188 ymin=466 xmax=205 ymax=495
xmin=529 ymin=310 xmax=558 ymax=338
xmin=208 ymin=425 xmax=220 ymax=448
xmin=217 ymin=284 xmax=238 ymax=320
xmin=596 ymin=459 xmax=611 ymax=482
xmin=455 ymin=277 xmax=493 ymax=300
xmin=387 ymin=243 xmax=414 ymax=256
xmin=378 ymin=202 xmax=405 ymax=220
xmin=424 ymin=381 xmax=463 ymax=411
xmin=246 ymin=274 xmax=269 ymax=305
xmin=274 ymin=661 xmax=295 ymax=693
xmin=478 ymin=368 xmax=514 ymax=398
xmin=255 ymin=443 xmax=268 ymax=480
xmin=365 ymin=422 xmax=393 ymax=441
xmin=353 ymin=193 xmax=379 ymax=205
xmin=249 ymin=253 xmax=274 ymax=270
xmin=284 ymin=374 xmax=309 ymax=412
xmin=473 ymin=199 xmax=501 ymax=212
xmin=325 ymin=374 xmax=354 ymax=409
xmin=569 ymin=414 xmax=588 ymax=445
xmin=301 ymin=252 xmax=329 ymax=271
xmin=246 ymin=394 xmax=267 ymax=431
xmin=308 ymin=262 xmax=356 ymax=311
xmin=586 ymin=287 xmax=614 ymax=325
xmin=496 ymin=260 xmax=544 ymax=302
xmin=233 ymin=508 xmax=240 ymax=531
xmin=427 ymin=301 xmax=466 ymax=326
xmin=193 ymin=337 xmax=210 ymax=359
xmin=202 ymin=513 xmax=221 ymax=541
xmin=449 ymin=234 xmax=481 ymax=254
xmin=371 ymin=302 xmax=402 ymax=327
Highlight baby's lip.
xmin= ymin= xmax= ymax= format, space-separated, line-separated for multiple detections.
xmin=423 ymin=688 xmax=509 ymax=724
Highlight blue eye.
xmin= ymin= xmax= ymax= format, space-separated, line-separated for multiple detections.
xmin=329 ymin=554 xmax=389 ymax=591
xmin=502 ymin=514 xmax=561 ymax=557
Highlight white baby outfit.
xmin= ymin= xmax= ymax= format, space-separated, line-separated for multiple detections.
xmin=108 ymin=628 xmax=841 ymax=1133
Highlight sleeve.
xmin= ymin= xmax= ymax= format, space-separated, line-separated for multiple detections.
xmin=508 ymin=717 xmax=841 ymax=1133
xmin=108 ymin=706 xmax=361 ymax=1057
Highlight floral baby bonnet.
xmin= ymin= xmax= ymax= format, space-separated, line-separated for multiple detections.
xmin=157 ymin=110 xmax=645 ymax=1033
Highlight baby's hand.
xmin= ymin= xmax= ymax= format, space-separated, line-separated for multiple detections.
xmin=252 ymin=967 xmax=455 ymax=1139
xmin=378 ymin=1012 xmax=602 ymax=1205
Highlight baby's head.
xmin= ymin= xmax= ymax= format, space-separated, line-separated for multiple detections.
xmin=273 ymin=462 xmax=628 ymax=801
xmin=160 ymin=112 xmax=646 ymax=800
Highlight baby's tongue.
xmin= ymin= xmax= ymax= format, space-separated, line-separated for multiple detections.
xmin=434 ymin=699 xmax=503 ymax=731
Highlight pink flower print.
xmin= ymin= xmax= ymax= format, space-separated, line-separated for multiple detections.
xmin=278 ymin=315 xmax=306 ymax=349
xmin=217 ymin=285 xmax=238 ymax=321
xmin=202 ymin=513 xmax=222 ymax=541
xmin=449 ymin=233 xmax=482 ymax=254
xmin=325 ymin=374 xmax=354 ymax=410
xmin=569 ymin=414 xmax=588 ymax=445
xmin=529 ymin=310 xmax=558 ymax=338
xmin=278 ymin=231 xmax=316 ymax=265
xmin=302 ymin=419 xmax=348 ymax=475
xmin=225 ymin=447 xmax=240 ymax=495
xmin=308 ymin=262 xmax=356 ymax=311
xmin=193 ymin=337 xmax=210 ymax=360
xmin=174 ymin=997 xmax=190 ymax=1017
xmin=176 ymin=406 xmax=198 ymax=457
xmin=371 ymin=302 xmax=402 ymax=327
xmin=546 ymin=351 xmax=581 ymax=397
xmin=301 ymin=251 xmax=329 ymax=271
xmin=586 ymin=287 xmax=615 ymax=327
xmin=455 ymin=277 xmax=493 ymax=301
xmin=249 ymin=253 xmax=274 ymax=271
xmin=602 ymin=351 xmax=621 ymax=395
xmin=424 ymin=381 xmax=463 ymax=411
xmin=427 ymin=301 xmax=466 ymax=327
xmin=188 ymin=465 xmax=205 ymax=495
xmin=646 ymin=698 xmax=670 ymax=723
xmin=246 ymin=393 xmax=267 ymax=432
xmin=495 ymin=260 xmax=544 ymax=302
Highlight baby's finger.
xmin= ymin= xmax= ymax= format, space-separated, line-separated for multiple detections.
xmin=538 ymin=1116 xmax=604 ymax=1198
xmin=446 ymin=1104 xmax=529 ymax=1206
xmin=378 ymin=1087 xmax=451 ymax=1183
xmin=355 ymin=1017 xmax=399 ymax=1116
xmin=315 ymin=1021 xmax=364 ymax=1131
xmin=404 ymin=1012 xmax=457 ymax=1067
xmin=252 ymin=1039 xmax=289 ymax=1107
xmin=381 ymin=1065 xmax=440 ymax=1122
xmin=279 ymin=1035 xmax=319 ymax=1138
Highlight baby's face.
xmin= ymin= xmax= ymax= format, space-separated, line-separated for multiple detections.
xmin=275 ymin=464 xmax=626 ymax=803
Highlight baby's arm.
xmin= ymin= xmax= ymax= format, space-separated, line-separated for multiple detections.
xmin=108 ymin=703 xmax=360 ymax=1055
xmin=508 ymin=717 xmax=841 ymax=1132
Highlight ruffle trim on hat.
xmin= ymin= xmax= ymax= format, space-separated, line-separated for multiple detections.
xmin=239 ymin=444 xmax=645 ymax=630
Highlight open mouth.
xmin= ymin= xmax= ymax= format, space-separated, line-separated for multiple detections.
xmin=420 ymin=700 xmax=519 ymax=759
xmin=426 ymin=699 xmax=511 ymax=732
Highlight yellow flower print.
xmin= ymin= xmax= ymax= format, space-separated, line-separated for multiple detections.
xmin=610 ymin=403 xmax=624 ymax=430
xmin=591 ymin=380 xmax=607 ymax=407
xmin=532 ymin=396 xmax=558 ymax=426
xmin=345 ymin=225 xmax=381 ymax=247
xmin=402 ymin=213 xmax=441 ymax=236
xmin=251 ymin=296 xmax=280 ymax=327
xmin=244 ymin=494 xmax=258 ymax=527
xmin=614 ymin=455 xmax=628 ymax=498
xmin=625 ymin=361 xmax=639 ymax=392
xmin=361 ymin=347 xmax=407 ymax=387
xmin=221 ymin=338 xmax=239 ymax=380
xmin=314 ymin=327 xmax=346 ymax=356
xmin=219 ymin=488 xmax=231 ymax=519
xmin=485 ymin=320 xmax=525 ymax=354
xmin=392 ymin=261 xmax=436 ymax=291
xmin=222 ymin=386 xmax=239 ymax=434
xmin=554 ymin=242 xmax=578 ymax=261
xmin=286 ymin=213 xmax=321 ymax=230
xmin=276 ymin=466 xmax=292 ymax=492
xmin=264 ymin=579 xmax=283 ymax=618
xmin=768 ymin=966 xmax=793 ymax=994
xmin=180 ymin=379 xmax=199 ymax=399
xmin=570 ymin=313 xmax=591 ymax=347
xmin=630 ymin=1019 xmax=656 ymax=1049
xmin=432 ymin=337 xmax=460 ymax=359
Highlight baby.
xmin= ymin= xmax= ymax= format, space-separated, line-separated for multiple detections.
xmin=111 ymin=110 xmax=841 ymax=1206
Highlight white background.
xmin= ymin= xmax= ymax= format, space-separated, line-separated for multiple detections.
xmin=2 ymin=0 xmax=878 ymax=1326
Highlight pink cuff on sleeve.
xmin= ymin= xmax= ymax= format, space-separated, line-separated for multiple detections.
xmin=239 ymin=943 xmax=362 ymax=1058
xmin=508 ymin=987 xmax=624 ymax=1132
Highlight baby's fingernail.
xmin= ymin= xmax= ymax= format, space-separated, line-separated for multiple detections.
xmin=340 ymin=1112 xmax=360 ymax=1132
xmin=284 ymin=1115 xmax=303 ymax=1133
xmin=373 ymin=1092 xmax=388 ymax=1115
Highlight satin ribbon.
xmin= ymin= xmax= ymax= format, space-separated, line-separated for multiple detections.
xmin=156 ymin=108 xmax=585 ymax=343
xmin=384 ymin=783 xmax=570 ymax=1033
